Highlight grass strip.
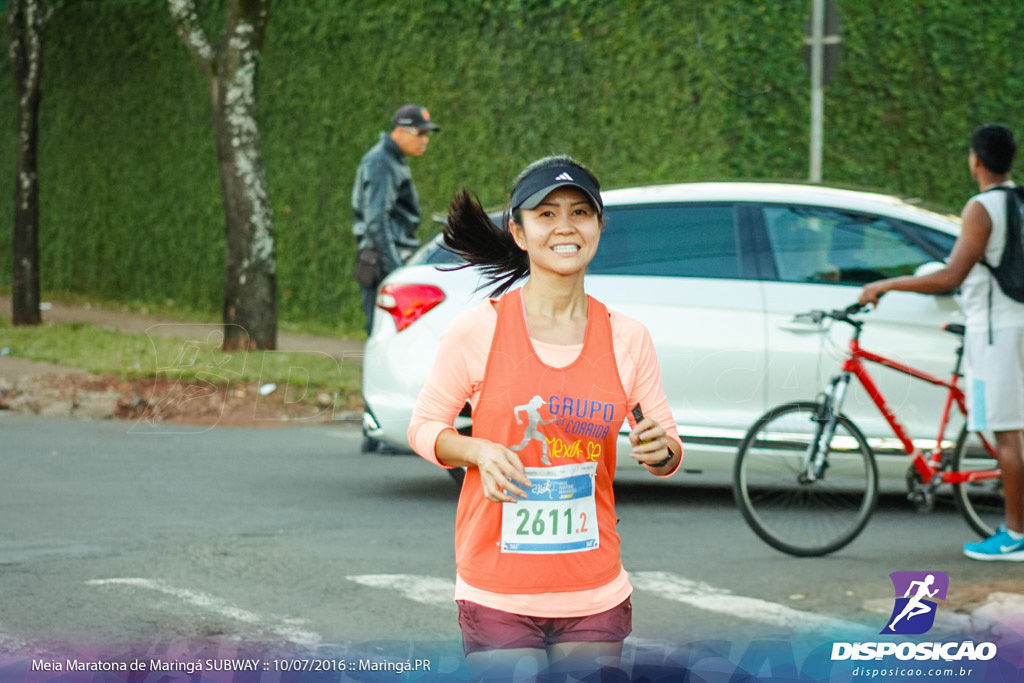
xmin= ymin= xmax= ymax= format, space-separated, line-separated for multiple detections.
xmin=0 ymin=318 xmax=360 ymax=400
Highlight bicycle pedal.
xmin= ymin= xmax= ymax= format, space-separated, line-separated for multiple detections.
xmin=907 ymin=488 xmax=934 ymax=513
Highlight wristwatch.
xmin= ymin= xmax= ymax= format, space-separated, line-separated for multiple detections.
xmin=647 ymin=449 xmax=674 ymax=469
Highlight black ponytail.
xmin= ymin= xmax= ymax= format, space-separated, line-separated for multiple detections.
xmin=442 ymin=190 xmax=529 ymax=297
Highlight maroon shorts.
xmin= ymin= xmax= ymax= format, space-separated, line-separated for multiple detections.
xmin=456 ymin=598 xmax=632 ymax=654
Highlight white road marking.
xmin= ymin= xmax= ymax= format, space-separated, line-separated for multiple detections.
xmin=346 ymin=572 xmax=872 ymax=635
xmin=85 ymin=578 xmax=321 ymax=647
xmin=346 ymin=574 xmax=456 ymax=606
xmin=0 ymin=625 xmax=30 ymax=653
xmin=631 ymin=571 xmax=873 ymax=635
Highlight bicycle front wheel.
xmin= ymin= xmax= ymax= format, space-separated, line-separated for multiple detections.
xmin=733 ymin=402 xmax=878 ymax=557
xmin=951 ymin=426 xmax=1003 ymax=539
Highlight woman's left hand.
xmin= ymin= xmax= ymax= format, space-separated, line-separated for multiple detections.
xmin=629 ymin=418 xmax=676 ymax=468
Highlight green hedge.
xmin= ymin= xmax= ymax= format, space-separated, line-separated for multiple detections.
xmin=0 ymin=0 xmax=1021 ymax=330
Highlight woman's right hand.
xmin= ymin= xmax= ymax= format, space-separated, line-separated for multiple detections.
xmin=434 ymin=430 xmax=534 ymax=503
xmin=472 ymin=440 xmax=533 ymax=503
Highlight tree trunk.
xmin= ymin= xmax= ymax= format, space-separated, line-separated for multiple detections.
xmin=7 ymin=0 xmax=50 ymax=326
xmin=211 ymin=4 xmax=277 ymax=351
xmin=170 ymin=0 xmax=276 ymax=351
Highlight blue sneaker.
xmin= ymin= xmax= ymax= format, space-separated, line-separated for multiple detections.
xmin=964 ymin=528 xmax=1024 ymax=561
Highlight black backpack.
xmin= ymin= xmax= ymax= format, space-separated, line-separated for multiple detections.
xmin=982 ymin=185 xmax=1024 ymax=303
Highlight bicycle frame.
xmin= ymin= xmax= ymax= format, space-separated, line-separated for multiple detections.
xmin=834 ymin=334 xmax=999 ymax=487
xmin=734 ymin=308 xmax=1006 ymax=556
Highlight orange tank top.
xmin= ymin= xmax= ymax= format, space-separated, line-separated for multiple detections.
xmin=454 ymin=287 xmax=627 ymax=594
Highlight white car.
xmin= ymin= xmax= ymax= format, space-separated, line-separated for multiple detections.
xmin=361 ymin=181 xmax=962 ymax=483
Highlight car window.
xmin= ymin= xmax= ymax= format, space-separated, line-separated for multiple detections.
xmin=589 ymin=204 xmax=740 ymax=277
xmin=763 ymin=206 xmax=944 ymax=285
xmin=895 ymin=219 xmax=957 ymax=260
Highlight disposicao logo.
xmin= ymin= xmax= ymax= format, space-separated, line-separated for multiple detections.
xmin=881 ymin=570 xmax=948 ymax=635
xmin=831 ymin=571 xmax=997 ymax=664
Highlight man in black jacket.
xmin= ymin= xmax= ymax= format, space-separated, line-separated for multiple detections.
xmin=352 ymin=104 xmax=439 ymax=334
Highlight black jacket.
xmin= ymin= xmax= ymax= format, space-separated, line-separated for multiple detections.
xmin=351 ymin=132 xmax=422 ymax=276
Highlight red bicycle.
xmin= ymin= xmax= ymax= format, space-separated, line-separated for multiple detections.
xmin=732 ymin=303 xmax=1003 ymax=557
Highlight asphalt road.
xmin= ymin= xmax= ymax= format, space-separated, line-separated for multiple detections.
xmin=0 ymin=414 xmax=1017 ymax=677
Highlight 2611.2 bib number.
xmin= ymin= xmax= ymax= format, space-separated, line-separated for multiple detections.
xmin=500 ymin=462 xmax=599 ymax=554
xmin=514 ymin=506 xmax=589 ymax=537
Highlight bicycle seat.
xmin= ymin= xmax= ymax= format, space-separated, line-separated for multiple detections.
xmin=942 ymin=323 xmax=965 ymax=337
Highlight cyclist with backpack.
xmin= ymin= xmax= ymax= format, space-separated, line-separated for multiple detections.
xmin=859 ymin=123 xmax=1024 ymax=561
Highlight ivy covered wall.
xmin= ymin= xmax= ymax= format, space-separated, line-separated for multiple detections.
xmin=0 ymin=1 xmax=1021 ymax=328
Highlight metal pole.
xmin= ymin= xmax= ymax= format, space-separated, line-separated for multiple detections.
xmin=809 ymin=0 xmax=824 ymax=183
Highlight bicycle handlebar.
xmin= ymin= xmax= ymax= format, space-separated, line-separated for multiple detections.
xmin=795 ymin=302 xmax=869 ymax=326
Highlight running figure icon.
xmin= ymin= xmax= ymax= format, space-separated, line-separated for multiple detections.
xmin=887 ymin=574 xmax=939 ymax=632
xmin=510 ymin=395 xmax=556 ymax=464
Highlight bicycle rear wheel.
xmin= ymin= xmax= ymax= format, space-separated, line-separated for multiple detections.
xmin=951 ymin=426 xmax=1003 ymax=538
xmin=733 ymin=402 xmax=878 ymax=557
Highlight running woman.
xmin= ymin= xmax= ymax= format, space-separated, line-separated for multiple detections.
xmin=408 ymin=156 xmax=683 ymax=678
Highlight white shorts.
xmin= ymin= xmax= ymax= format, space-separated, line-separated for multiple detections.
xmin=965 ymin=327 xmax=1024 ymax=432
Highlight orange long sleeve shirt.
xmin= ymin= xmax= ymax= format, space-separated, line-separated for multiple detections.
xmin=408 ymin=293 xmax=682 ymax=617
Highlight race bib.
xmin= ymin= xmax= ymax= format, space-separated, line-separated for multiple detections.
xmin=500 ymin=461 xmax=599 ymax=554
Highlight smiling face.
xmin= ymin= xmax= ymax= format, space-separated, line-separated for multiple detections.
xmin=510 ymin=186 xmax=602 ymax=278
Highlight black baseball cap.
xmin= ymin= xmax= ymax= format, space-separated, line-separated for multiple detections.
xmin=510 ymin=164 xmax=603 ymax=215
xmin=391 ymin=104 xmax=440 ymax=132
